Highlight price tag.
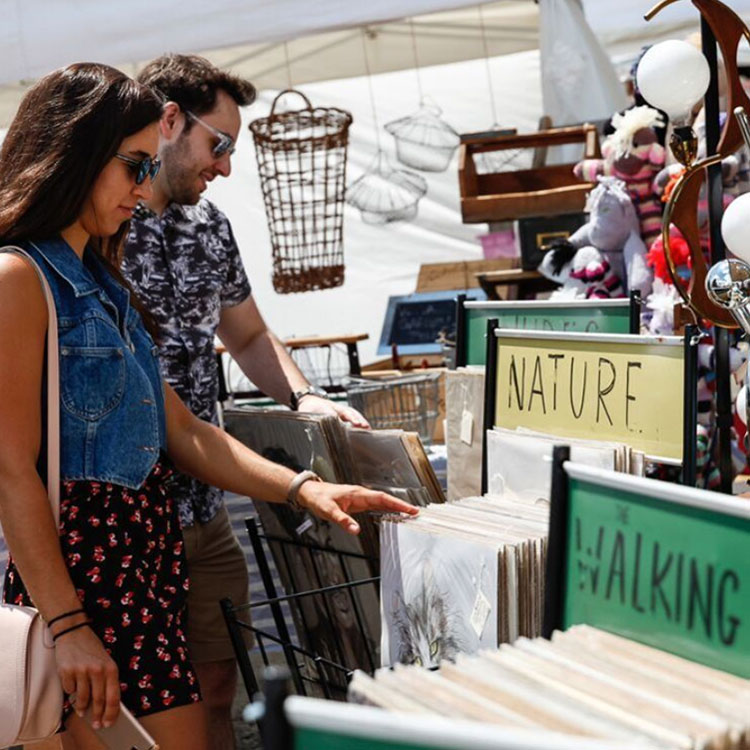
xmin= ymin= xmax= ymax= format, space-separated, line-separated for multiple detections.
xmin=470 ymin=589 xmax=492 ymax=637
xmin=460 ymin=409 xmax=474 ymax=446
xmin=295 ymin=517 xmax=314 ymax=536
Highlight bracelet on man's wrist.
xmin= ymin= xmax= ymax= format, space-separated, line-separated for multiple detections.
xmin=287 ymin=470 xmax=322 ymax=512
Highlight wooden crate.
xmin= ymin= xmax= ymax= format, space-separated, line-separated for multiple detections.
xmin=458 ymin=124 xmax=600 ymax=224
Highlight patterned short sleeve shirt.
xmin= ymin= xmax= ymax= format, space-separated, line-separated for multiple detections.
xmin=122 ymin=199 xmax=251 ymax=528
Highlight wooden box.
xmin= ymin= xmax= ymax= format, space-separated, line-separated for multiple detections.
xmin=458 ymin=124 xmax=600 ymax=224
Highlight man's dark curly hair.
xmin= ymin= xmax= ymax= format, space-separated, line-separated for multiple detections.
xmin=137 ymin=53 xmax=256 ymax=128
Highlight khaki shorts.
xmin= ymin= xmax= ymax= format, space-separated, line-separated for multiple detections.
xmin=182 ymin=505 xmax=253 ymax=663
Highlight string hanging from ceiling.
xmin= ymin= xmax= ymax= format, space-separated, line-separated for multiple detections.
xmin=383 ymin=17 xmax=461 ymax=173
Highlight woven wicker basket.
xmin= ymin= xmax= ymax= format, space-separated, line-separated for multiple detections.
xmin=249 ymin=90 xmax=353 ymax=293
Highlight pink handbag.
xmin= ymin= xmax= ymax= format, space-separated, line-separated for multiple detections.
xmin=0 ymin=246 xmax=64 ymax=747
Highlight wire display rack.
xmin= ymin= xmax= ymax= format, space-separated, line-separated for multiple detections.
xmin=222 ymin=518 xmax=380 ymax=703
xmin=345 ymin=372 xmax=441 ymax=445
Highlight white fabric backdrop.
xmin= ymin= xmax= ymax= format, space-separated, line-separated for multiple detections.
xmin=206 ymin=51 xmax=543 ymax=368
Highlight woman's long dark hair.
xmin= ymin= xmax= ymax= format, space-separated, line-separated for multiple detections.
xmin=0 ymin=62 xmax=163 ymax=330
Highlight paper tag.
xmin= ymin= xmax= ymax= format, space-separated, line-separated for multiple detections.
xmin=295 ymin=517 xmax=314 ymax=536
xmin=460 ymin=409 xmax=474 ymax=446
xmin=469 ymin=589 xmax=492 ymax=637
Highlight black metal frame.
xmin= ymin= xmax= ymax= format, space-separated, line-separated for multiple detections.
xmin=480 ymin=317 xmax=499 ymax=495
xmin=682 ymin=325 xmax=700 ymax=487
xmin=628 ymin=290 xmax=641 ymax=335
xmin=701 ymin=18 xmax=733 ymax=493
xmin=542 ymin=445 xmax=571 ymax=639
xmin=454 ymin=293 xmax=467 ymax=369
xmin=221 ymin=517 xmax=380 ymax=704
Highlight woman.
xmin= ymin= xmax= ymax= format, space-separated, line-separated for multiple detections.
xmin=0 ymin=64 xmax=417 ymax=750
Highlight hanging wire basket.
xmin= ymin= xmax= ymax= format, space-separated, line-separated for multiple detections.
xmin=346 ymin=151 xmax=428 ymax=224
xmin=384 ymin=103 xmax=460 ymax=172
xmin=249 ymin=89 xmax=353 ymax=294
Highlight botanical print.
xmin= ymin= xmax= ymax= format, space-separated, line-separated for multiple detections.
xmin=381 ymin=521 xmax=498 ymax=668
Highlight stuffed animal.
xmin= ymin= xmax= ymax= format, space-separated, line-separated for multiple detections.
xmin=539 ymin=242 xmax=624 ymax=300
xmin=575 ymin=106 xmax=666 ymax=247
xmin=644 ymin=277 xmax=681 ymax=335
xmin=537 ymin=176 xmax=651 ymax=298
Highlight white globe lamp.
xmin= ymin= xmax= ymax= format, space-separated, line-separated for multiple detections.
xmin=721 ymin=192 xmax=750 ymax=266
xmin=737 ymin=383 xmax=747 ymax=427
xmin=636 ymin=40 xmax=711 ymax=166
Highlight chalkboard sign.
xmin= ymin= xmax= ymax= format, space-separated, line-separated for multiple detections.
xmin=378 ymin=289 xmax=485 ymax=356
xmin=455 ymin=296 xmax=638 ymax=367
xmin=545 ymin=454 xmax=750 ymax=679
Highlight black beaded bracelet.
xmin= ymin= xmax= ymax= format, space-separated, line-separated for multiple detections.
xmin=47 ymin=607 xmax=86 ymax=629
xmin=52 ymin=619 xmax=93 ymax=643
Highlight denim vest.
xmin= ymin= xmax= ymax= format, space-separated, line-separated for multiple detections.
xmin=20 ymin=238 xmax=166 ymax=489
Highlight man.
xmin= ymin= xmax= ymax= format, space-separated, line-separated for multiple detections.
xmin=122 ymin=54 xmax=367 ymax=749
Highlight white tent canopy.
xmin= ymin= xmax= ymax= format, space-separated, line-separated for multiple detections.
xmin=3 ymin=0 xmax=749 ymax=87
xmin=4 ymin=0 xmax=750 ymax=126
xmin=3 ymin=0 xmax=750 ymax=367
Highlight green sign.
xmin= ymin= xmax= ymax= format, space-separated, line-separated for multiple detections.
xmin=296 ymin=728 xmax=440 ymax=750
xmin=560 ymin=463 xmax=750 ymax=678
xmin=464 ymin=300 xmax=632 ymax=366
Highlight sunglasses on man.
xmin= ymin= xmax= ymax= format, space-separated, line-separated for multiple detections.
xmin=115 ymin=153 xmax=161 ymax=185
xmin=185 ymin=110 xmax=236 ymax=157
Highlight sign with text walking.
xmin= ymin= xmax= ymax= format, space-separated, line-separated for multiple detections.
xmin=492 ymin=330 xmax=686 ymax=461
xmin=545 ymin=454 xmax=750 ymax=679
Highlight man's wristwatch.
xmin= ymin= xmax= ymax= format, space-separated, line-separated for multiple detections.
xmin=290 ymin=385 xmax=328 ymax=411
xmin=287 ymin=470 xmax=322 ymax=512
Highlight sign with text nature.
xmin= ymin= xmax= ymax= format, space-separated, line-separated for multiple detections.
xmin=561 ymin=465 xmax=750 ymax=678
xmin=464 ymin=299 xmax=632 ymax=365
xmin=493 ymin=332 xmax=684 ymax=461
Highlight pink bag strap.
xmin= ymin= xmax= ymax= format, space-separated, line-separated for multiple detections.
xmin=1 ymin=246 xmax=60 ymax=526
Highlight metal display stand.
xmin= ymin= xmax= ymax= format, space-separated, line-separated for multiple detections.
xmin=701 ymin=18 xmax=734 ymax=493
xmin=221 ymin=518 xmax=379 ymax=701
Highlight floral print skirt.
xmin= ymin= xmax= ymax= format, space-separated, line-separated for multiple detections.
xmin=3 ymin=456 xmax=201 ymax=719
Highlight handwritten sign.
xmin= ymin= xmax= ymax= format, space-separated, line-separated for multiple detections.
xmin=493 ymin=330 xmax=684 ymax=461
xmin=463 ymin=299 xmax=632 ymax=366
xmin=558 ymin=462 xmax=750 ymax=678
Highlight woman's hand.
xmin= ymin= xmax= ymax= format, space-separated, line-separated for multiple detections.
xmin=54 ymin=624 xmax=120 ymax=729
xmin=297 ymin=482 xmax=419 ymax=534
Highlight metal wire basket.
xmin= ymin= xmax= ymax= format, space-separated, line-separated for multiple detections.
xmin=346 ymin=372 xmax=441 ymax=445
xmin=288 ymin=344 xmax=350 ymax=389
xmin=384 ymin=103 xmax=460 ymax=173
xmin=249 ymin=89 xmax=353 ymax=294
